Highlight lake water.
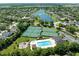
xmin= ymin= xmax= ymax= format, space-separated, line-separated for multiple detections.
xmin=33 ymin=9 xmax=53 ymax=22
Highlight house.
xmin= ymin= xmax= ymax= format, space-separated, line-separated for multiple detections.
xmin=54 ymin=21 xmax=62 ymax=28
xmin=0 ymin=30 xmax=13 ymax=40
xmin=19 ymin=42 xmax=29 ymax=49
xmin=75 ymin=21 xmax=79 ymax=27
xmin=68 ymin=20 xmax=75 ymax=25
xmin=75 ymin=32 xmax=79 ymax=37
xmin=2 ymin=31 xmax=13 ymax=39
xmin=62 ymin=22 xmax=68 ymax=26
xmin=22 ymin=16 xmax=30 ymax=19
xmin=9 ymin=22 xmax=18 ymax=32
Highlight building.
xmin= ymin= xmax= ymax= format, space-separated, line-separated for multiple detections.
xmin=19 ymin=42 xmax=29 ymax=49
xmin=75 ymin=21 xmax=79 ymax=27
xmin=0 ymin=30 xmax=13 ymax=40
xmin=9 ymin=22 xmax=18 ymax=32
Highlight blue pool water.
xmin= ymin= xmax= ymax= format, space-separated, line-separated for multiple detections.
xmin=33 ymin=9 xmax=53 ymax=22
xmin=37 ymin=41 xmax=51 ymax=47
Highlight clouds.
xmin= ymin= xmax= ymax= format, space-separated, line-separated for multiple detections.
xmin=0 ymin=0 xmax=79 ymax=3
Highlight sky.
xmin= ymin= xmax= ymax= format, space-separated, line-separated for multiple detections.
xmin=0 ymin=0 xmax=79 ymax=3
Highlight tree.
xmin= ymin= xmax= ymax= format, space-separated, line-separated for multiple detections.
xmin=54 ymin=42 xmax=69 ymax=56
xmin=66 ymin=25 xmax=77 ymax=34
xmin=27 ymin=48 xmax=42 ymax=56
xmin=40 ymin=49 xmax=49 ymax=56
xmin=69 ymin=42 xmax=79 ymax=53
xmin=11 ymin=49 xmax=21 ymax=56
xmin=17 ymin=22 xmax=29 ymax=33
xmin=39 ymin=48 xmax=55 ymax=56
xmin=0 ymin=24 xmax=6 ymax=30
xmin=0 ymin=31 xmax=21 ymax=51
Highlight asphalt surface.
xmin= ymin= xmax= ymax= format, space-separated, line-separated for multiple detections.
xmin=59 ymin=31 xmax=79 ymax=44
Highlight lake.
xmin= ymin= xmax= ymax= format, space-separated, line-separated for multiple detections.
xmin=33 ymin=9 xmax=53 ymax=22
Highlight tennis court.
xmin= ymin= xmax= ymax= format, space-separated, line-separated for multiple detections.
xmin=22 ymin=26 xmax=58 ymax=37
xmin=41 ymin=27 xmax=58 ymax=37
xmin=22 ymin=26 xmax=42 ymax=37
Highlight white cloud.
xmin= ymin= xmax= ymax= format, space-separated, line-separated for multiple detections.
xmin=0 ymin=0 xmax=79 ymax=3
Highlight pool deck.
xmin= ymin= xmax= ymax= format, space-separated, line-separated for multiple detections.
xmin=30 ymin=38 xmax=56 ymax=50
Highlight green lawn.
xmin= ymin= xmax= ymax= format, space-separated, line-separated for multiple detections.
xmin=75 ymin=53 xmax=79 ymax=56
xmin=51 ymin=14 xmax=59 ymax=22
xmin=34 ymin=19 xmax=40 ymax=26
xmin=0 ymin=37 xmax=36 ymax=55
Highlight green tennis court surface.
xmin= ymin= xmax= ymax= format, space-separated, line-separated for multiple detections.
xmin=41 ymin=27 xmax=58 ymax=37
xmin=22 ymin=26 xmax=58 ymax=37
xmin=22 ymin=26 xmax=42 ymax=37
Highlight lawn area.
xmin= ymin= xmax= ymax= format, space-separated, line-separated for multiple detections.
xmin=75 ymin=53 xmax=79 ymax=56
xmin=51 ymin=14 xmax=59 ymax=22
xmin=34 ymin=19 xmax=40 ymax=26
xmin=0 ymin=37 xmax=36 ymax=55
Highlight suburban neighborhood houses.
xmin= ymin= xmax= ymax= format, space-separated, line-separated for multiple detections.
xmin=0 ymin=22 xmax=18 ymax=40
xmin=0 ymin=3 xmax=79 ymax=56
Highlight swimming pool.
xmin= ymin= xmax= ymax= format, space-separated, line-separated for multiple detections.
xmin=37 ymin=41 xmax=51 ymax=47
xmin=30 ymin=38 xmax=56 ymax=50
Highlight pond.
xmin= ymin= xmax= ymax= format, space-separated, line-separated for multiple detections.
xmin=33 ymin=9 xmax=53 ymax=22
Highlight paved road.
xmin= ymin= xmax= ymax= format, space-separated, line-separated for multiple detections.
xmin=59 ymin=31 xmax=79 ymax=44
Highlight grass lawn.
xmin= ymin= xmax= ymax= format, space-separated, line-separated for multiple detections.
xmin=0 ymin=37 xmax=36 ymax=55
xmin=75 ymin=53 xmax=79 ymax=56
xmin=34 ymin=19 xmax=40 ymax=26
xmin=51 ymin=14 xmax=59 ymax=22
